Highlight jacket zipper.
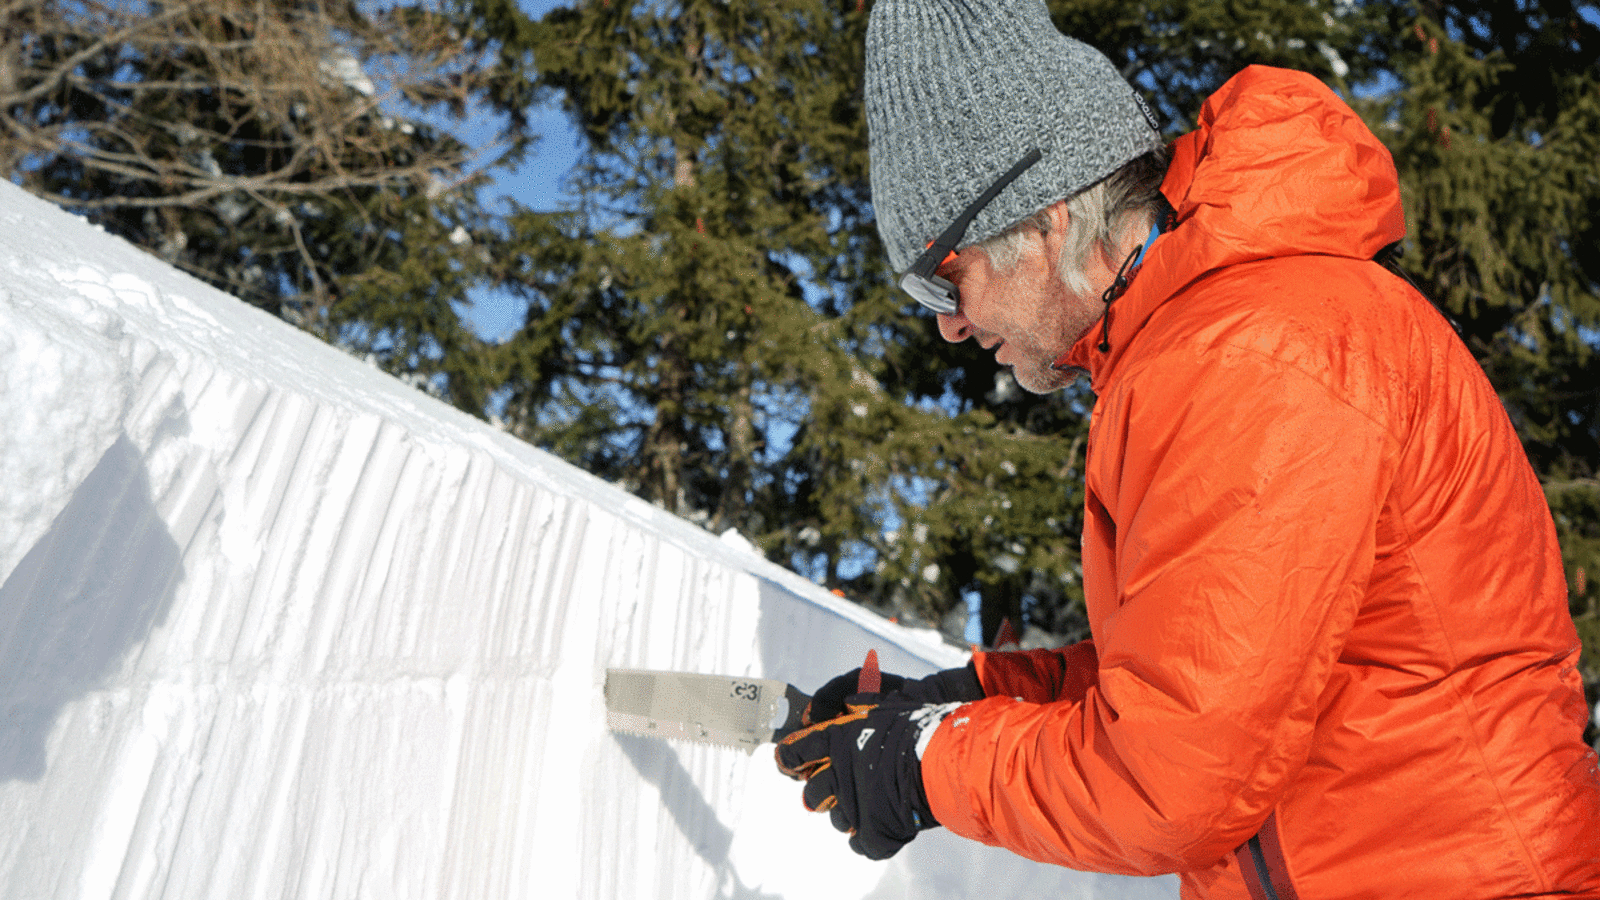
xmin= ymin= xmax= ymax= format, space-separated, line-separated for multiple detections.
xmin=1235 ymin=812 xmax=1298 ymax=900
xmin=1245 ymin=835 xmax=1280 ymax=900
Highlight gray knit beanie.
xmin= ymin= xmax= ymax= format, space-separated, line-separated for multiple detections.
xmin=866 ymin=0 xmax=1162 ymax=274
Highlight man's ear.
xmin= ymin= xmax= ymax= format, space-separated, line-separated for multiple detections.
xmin=1040 ymin=200 xmax=1073 ymax=268
xmin=1042 ymin=199 xmax=1072 ymax=233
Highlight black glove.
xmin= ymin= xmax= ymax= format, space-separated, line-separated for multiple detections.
xmin=775 ymin=699 xmax=960 ymax=860
xmin=803 ymin=662 xmax=984 ymax=726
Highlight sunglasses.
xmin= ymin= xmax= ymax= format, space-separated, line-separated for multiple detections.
xmin=897 ymin=147 xmax=1043 ymax=315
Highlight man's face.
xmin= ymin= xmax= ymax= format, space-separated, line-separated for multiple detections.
xmin=933 ymin=208 xmax=1108 ymax=394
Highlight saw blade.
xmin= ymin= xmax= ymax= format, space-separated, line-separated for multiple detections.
xmin=603 ymin=669 xmax=809 ymax=753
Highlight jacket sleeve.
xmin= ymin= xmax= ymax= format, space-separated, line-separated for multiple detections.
xmin=921 ymin=343 xmax=1397 ymax=875
xmin=972 ymin=643 xmax=1099 ymax=705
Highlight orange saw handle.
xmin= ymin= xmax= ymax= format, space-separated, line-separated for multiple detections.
xmin=857 ymin=648 xmax=881 ymax=694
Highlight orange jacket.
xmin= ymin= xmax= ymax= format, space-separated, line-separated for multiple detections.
xmin=921 ymin=66 xmax=1600 ymax=899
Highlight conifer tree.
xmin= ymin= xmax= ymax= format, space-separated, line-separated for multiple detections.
xmin=509 ymin=0 xmax=864 ymax=529
xmin=514 ymin=0 xmax=1101 ymax=643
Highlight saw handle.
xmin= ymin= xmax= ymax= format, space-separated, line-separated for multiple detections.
xmin=775 ymin=682 xmax=812 ymax=740
xmin=773 ymin=649 xmax=883 ymax=742
xmin=857 ymin=648 xmax=881 ymax=694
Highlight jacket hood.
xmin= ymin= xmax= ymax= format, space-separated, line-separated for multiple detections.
xmin=1057 ymin=66 xmax=1407 ymax=383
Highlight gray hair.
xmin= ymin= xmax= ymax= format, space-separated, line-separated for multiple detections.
xmin=979 ymin=147 xmax=1170 ymax=295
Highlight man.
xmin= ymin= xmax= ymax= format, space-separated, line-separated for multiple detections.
xmin=775 ymin=1 xmax=1600 ymax=897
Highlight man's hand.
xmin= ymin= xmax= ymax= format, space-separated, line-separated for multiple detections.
xmin=775 ymin=699 xmax=964 ymax=859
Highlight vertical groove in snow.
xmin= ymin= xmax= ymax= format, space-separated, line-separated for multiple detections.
xmin=77 ymin=723 xmax=160 ymax=900
xmin=477 ymin=467 xmax=534 ymax=663
xmin=227 ymin=390 xmax=321 ymax=668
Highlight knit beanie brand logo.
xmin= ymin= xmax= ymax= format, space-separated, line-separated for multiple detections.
xmin=1133 ymin=92 xmax=1162 ymax=132
xmin=864 ymin=0 xmax=1162 ymax=274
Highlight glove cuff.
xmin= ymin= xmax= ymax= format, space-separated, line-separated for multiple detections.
xmin=909 ymin=701 xmax=966 ymax=760
xmin=907 ymin=703 xmax=961 ymax=831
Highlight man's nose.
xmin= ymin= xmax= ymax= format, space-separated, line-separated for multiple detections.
xmin=936 ymin=311 xmax=973 ymax=343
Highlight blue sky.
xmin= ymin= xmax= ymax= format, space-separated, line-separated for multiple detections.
xmin=501 ymin=0 xmax=583 ymax=215
xmin=463 ymin=0 xmax=579 ymax=341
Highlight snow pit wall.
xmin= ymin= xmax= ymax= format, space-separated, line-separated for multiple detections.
xmin=0 ymin=182 xmax=1176 ymax=900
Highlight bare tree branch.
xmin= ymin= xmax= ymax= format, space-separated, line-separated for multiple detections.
xmin=0 ymin=0 xmax=518 ymax=325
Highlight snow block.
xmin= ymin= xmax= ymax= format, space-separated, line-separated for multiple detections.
xmin=0 ymin=181 xmax=1176 ymax=900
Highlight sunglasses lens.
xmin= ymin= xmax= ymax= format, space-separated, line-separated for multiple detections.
xmin=900 ymin=272 xmax=959 ymax=315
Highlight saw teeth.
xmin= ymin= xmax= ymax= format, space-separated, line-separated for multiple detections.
xmin=604 ymin=711 xmax=762 ymax=753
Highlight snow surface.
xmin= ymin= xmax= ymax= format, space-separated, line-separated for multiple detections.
xmin=0 ymin=180 xmax=1179 ymax=899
